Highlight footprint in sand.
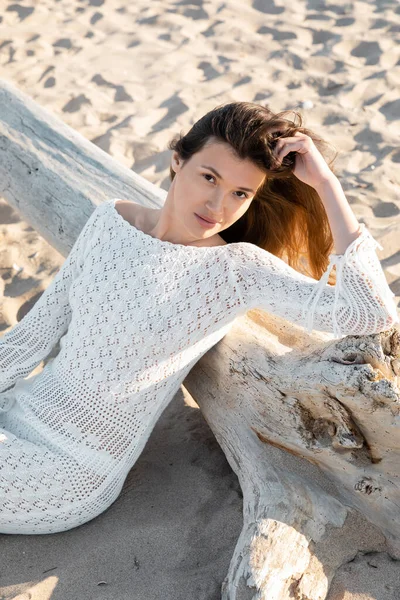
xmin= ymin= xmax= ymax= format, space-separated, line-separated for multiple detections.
xmin=354 ymin=128 xmax=383 ymax=149
xmin=53 ymin=38 xmax=73 ymax=50
xmin=305 ymin=13 xmax=331 ymax=22
xmin=114 ymin=87 xmax=133 ymax=102
xmin=380 ymin=99 xmax=400 ymax=122
xmin=364 ymin=94 xmax=384 ymax=107
xmin=252 ymin=0 xmax=284 ymax=15
xmin=151 ymin=94 xmax=189 ymax=132
xmin=90 ymin=11 xmax=103 ymax=25
xmin=257 ymin=26 xmax=297 ymax=41
xmin=201 ymin=20 xmax=224 ymax=38
xmin=5 ymin=271 xmax=42 ymax=301
xmin=312 ymin=30 xmax=340 ymax=45
xmin=38 ymin=65 xmax=55 ymax=83
xmin=371 ymin=18 xmax=389 ymax=28
xmin=323 ymin=114 xmax=346 ymax=126
xmin=351 ymin=41 xmax=382 ymax=66
xmin=391 ymin=151 xmax=400 ymax=163
xmin=62 ymin=94 xmax=92 ymax=113
xmin=382 ymin=251 xmax=400 ymax=270
xmin=372 ymin=202 xmax=400 ymax=219
xmin=253 ymin=92 xmax=272 ymax=104
xmin=335 ymin=17 xmax=355 ymax=26
xmin=233 ymin=76 xmax=252 ymax=88
xmin=91 ymin=74 xmax=133 ymax=102
xmin=197 ymin=61 xmax=221 ymax=81
xmin=137 ymin=15 xmax=158 ymax=25
xmin=6 ymin=3 xmax=34 ymax=21
xmin=44 ymin=77 xmax=56 ymax=88
xmin=167 ymin=1 xmax=209 ymax=21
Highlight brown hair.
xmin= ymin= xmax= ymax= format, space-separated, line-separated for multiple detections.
xmin=167 ymin=101 xmax=338 ymax=282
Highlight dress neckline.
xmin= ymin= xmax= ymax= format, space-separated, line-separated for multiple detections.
xmin=108 ymin=198 xmax=231 ymax=251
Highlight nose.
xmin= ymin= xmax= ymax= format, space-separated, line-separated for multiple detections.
xmin=205 ymin=192 xmax=224 ymax=218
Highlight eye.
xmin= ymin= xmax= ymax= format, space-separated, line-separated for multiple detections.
xmin=203 ymin=173 xmax=215 ymax=184
xmin=202 ymin=174 xmax=249 ymax=199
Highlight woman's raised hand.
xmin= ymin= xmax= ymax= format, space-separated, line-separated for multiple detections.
xmin=272 ymin=131 xmax=336 ymax=190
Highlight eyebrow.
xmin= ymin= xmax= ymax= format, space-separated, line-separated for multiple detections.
xmin=200 ymin=164 xmax=255 ymax=193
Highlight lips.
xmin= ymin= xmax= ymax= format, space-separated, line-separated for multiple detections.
xmin=196 ymin=213 xmax=217 ymax=224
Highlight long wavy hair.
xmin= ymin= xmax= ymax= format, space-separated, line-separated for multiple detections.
xmin=167 ymin=101 xmax=338 ymax=283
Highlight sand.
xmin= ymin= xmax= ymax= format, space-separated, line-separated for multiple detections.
xmin=0 ymin=0 xmax=399 ymax=598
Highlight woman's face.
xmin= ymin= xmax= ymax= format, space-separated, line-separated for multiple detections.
xmin=167 ymin=139 xmax=266 ymax=241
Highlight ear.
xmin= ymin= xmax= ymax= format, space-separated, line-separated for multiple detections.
xmin=171 ymin=151 xmax=183 ymax=173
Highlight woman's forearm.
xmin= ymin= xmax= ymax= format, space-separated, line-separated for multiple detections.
xmin=314 ymin=175 xmax=361 ymax=255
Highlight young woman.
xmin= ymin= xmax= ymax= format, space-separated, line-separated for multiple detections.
xmin=0 ymin=102 xmax=398 ymax=534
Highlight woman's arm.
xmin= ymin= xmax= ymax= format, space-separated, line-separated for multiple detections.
xmin=229 ymin=231 xmax=399 ymax=339
xmin=235 ymin=131 xmax=395 ymax=337
xmin=0 ymin=202 xmax=105 ymax=393
xmin=313 ymin=176 xmax=361 ymax=255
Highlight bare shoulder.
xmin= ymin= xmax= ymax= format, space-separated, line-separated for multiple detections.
xmin=114 ymin=200 xmax=144 ymax=228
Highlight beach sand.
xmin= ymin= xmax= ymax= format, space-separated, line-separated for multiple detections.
xmin=0 ymin=0 xmax=399 ymax=597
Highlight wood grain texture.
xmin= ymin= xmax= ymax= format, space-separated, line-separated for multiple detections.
xmin=0 ymin=78 xmax=165 ymax=257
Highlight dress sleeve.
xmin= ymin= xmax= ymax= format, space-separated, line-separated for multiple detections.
xmin=0 ymin=202 xmax=105 ymax=393
xmin=229 ymin=223 xmax=399 ymax=339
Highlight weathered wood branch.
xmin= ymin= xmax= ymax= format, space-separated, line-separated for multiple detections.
xmin=1 ymin=78 xmax=399 ymax=600
xmin=184 ymin=312 xmax=400 ymax=598
xmin=0 ymin=78 xmax=165 ymax=257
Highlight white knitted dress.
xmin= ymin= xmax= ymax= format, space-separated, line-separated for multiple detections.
xmin=0 ymin=198 xmax=398 ymax=534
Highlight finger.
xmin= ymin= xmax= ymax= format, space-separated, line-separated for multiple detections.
xmin=271 ymin=135 xmax=310 ymax=167
xmin=274 ymin=135 xmax=309 ymax=148
xmin=274 ymin=141 xmax=309 ymax=161
xmin=275 ymin=142 xmax=309 ymax=160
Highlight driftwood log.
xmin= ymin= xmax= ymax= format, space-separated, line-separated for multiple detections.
xmin=0 ymin=78 xmax=399 ymax=600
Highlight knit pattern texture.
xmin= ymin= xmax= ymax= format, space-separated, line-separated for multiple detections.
xmin=0 ymin=198 xmax=398 ymax=534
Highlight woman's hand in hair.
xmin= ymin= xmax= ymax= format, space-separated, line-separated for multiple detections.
xmin=272 ymin=131 xmax=336 ymax=190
